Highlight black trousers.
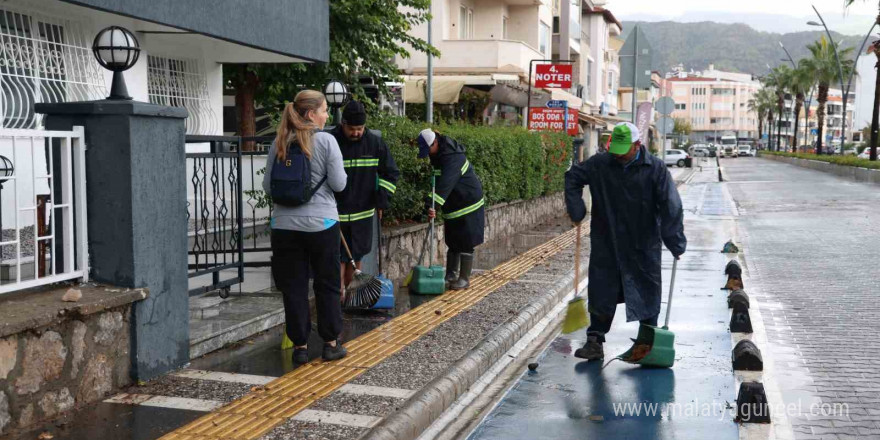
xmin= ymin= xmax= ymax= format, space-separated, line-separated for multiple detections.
xmin=339 ymin=217 xmax=372 ymax=262
xmin=271 ymin=225 xmax=343 ymax=347
xmin=587 ymin=310 xmax=658 ymax=343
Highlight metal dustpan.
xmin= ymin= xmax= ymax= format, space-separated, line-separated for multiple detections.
xmin=616 ymin=259 xmax=678 ymax=368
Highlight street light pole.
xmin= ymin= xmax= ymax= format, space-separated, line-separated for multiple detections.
xmin=426 ymin=0 xmax=434 ymax=124
xmin=809 ymin=5 xmax=848 ymax=154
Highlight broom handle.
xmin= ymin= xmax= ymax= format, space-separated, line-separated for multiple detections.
xmin=340 ymin=232 xmax=358 ymax=270
xmin=664 ymin=258 xmax=678 ymax=328
xmin=376 ymin=214 xmax=383 ymax=275
xmin=429 ymin=175 xmax=436 ymax=267
xmin=574 ymin=223 xmax=581 ymax=296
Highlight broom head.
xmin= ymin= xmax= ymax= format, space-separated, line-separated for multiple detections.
xmin=561 ymin=296 xmax=589 ymax=334
xmin=344 ymin=271 xmax=383 ymax=309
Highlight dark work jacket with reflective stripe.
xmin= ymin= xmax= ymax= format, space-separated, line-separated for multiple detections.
xmin=564 ymin=146 xmax=686 ymax=322
xmin=427 ymin=135 xmax=484 ymax=215
xmin=330 ymin=126 xmax=400 ymax=217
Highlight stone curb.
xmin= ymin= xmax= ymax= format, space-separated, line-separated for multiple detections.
xmin=360 ymin=263 xmax=578 ymax=440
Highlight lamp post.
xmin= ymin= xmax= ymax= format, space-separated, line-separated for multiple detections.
xmin=91 ymin=26 xmax=140 ymax=100
xmin=779 ymin=43 xmax=799 ymax=149
xmin=807 ymin=5 xmax=852 ymax=154
xmin=323 ymin=80 xmax=351 ymax=126
xmin=0 ymin=155 xmax=13 ymax=235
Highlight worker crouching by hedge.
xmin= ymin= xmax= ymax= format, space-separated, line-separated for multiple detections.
xmin=417 ymin=129 xmax=486 ymax=290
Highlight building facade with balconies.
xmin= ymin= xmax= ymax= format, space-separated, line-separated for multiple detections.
xmin=666 ymin=66 xmax=760 ymax=144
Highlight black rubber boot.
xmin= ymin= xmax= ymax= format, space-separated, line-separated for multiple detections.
xmin=293 ymin=347 xmax=309 ymax=366
xmin=574 ymin=336 xmax=604 ymax=360
xmin=445 ymin=251 xmax=460 ymax=284
xmin=322 ymin=340 xmax=348 ymax=361
xmin=450 ymin=253 xmax=473 ymax=290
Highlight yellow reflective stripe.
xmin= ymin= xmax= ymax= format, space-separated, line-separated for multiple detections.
xmin=378 ymin=178 xmax=397 ymax=193
xmin=339 ymin=209 xmax=375 ymax=222
xmin=443 ymin=198 xmax=485 ymax=220
xmin=432 ymin=193 xmax=446 ymax=206
xmin=461 ymin=159 xmax=469 ymax=175
xmin=343 ymin=158 xmax=379 ymax=168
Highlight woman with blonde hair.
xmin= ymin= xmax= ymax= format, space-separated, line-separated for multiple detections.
xmin=262 ymin=90 xmax=348 ymax=366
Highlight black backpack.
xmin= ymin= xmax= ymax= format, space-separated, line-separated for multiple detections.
xmin=270 ymin=142 xmax=326 ymax=207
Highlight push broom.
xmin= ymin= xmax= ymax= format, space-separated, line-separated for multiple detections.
xmin=562 ymin=223 xmax=589 ymax=333
xmin=341 ymin=233 xmax=384 ymax=308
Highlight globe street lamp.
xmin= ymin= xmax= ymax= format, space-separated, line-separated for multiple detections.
xmin=323 ymin=80 xmax=351 ymax=125
xmin=92 ymin=26 xmax=140 ymax=100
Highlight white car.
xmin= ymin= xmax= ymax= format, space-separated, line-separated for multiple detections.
xmin=859 ymin=148 xmax=875 ymax=159
xmin=664 ymin=149 xmax=690 ymax=167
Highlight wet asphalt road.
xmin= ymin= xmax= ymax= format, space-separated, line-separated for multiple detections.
xmin=722 ymin=157 xmax=880 ymax=439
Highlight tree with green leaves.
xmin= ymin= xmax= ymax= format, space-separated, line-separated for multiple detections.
xmin=748 ymin=87 xmax=777 ymax=148
xmin=787 ymin=62 xmax=815 ymax=152
xmin=801 ymin=36 xmax=855 ymax=155
xmin=764 ymin=65 xmax=792 ymax=151
xmin=226 ymin=0 xmax=438 ymax=149
xmin=845 ymin=0 xmax=880 ymax=159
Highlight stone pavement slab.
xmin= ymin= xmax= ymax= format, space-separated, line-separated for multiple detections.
xmin=724 ymin=157 xmax=880 ymax=439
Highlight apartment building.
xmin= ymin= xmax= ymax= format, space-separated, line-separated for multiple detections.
xmin=395 ymin=0 xmax=624 ymax=151
xmin=666 ymin=65 xmax=760 ymax=144
xmin=798 ymin=89 xmax=857 ymax=149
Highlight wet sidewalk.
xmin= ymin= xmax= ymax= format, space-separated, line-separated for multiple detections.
xmin=469 ymin=158 xmax=741 ymax=440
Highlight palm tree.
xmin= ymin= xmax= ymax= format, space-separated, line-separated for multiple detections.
xmin=766 ymin=65 xmax=792 ymax=151
xmin=788 ymin=62 xmax=815 ymax=152
xmin=845 ymin=0 xmax=880 ymax=158
xmin=869 ymin=38 xmax=880 ymax=159
xmin=749 ymin=87 xmax=776 ymax=149
xmin=801 ymin=37 xmax=855 ymax=155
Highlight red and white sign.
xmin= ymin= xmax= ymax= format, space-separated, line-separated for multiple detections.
xmin=534 ymin=64 xmax=573 ymax=89
xmin=528 ymin=107 xmax=578 ymax=136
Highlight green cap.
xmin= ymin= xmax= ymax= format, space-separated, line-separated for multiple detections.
xmin=609 ymin=122 xmax=640 ymax=155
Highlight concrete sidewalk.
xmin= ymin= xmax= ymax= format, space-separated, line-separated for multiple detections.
xmin=468 ymin=159 xmax=740 ymax=440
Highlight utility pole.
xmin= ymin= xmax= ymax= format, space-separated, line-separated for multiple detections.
xmin=426 ymin=0 xmax=434 ymax=124
xmin=631 ymin=26 xmax=638 ymax=124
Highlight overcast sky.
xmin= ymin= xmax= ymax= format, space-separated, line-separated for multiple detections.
xmin=616 ymin=0 xmax=876 ymax=17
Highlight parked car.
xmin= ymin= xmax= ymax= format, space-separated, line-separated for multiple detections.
xmin=858 ymin=148 xmax=875 ymax=159
xmin=664 ymin=149 xmax=690 ymax=167
xmin=738 ymin=144 xmax=754 ymax=157
xmin=693 ymin=146 xmax=710 ymax=157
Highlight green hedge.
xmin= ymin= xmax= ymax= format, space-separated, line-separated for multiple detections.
xmin=370 ymin=114 xmax=572 ymax=224
xmin=761 ymin=151 xmax=880 ymax=170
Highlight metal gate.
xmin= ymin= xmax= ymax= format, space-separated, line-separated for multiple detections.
xmin=185 ymin=135 xmax=273 ymax=297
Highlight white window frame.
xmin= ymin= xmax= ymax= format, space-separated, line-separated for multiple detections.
xmin=0 ymin=4 xmax=106 ymax=129
xmin=147 ymin=54 xmax=217 ymax=135
xmin=539 ymin=22 xmax=550 ymax=57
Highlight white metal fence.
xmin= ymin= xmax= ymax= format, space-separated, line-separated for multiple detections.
xmin=0 ymin=127 xmax=87 ymax=294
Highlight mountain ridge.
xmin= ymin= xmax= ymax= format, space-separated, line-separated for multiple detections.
xmin=620 ymin=20 xmax=876 ymax=76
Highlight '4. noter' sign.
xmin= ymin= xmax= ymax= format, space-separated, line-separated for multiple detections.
xmin=534 ymin=64 xmax=572 ymax=89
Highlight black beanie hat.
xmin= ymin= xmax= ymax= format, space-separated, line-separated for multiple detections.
xmin=342 ymin=100 xmax=367 ymax=126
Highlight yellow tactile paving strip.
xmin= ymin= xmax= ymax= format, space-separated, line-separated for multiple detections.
xmin=161 ymin=225 xmax=588 ymax=440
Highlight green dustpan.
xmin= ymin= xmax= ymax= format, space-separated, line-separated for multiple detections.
xmin=617 ymin=259 xmax=678 ymax=368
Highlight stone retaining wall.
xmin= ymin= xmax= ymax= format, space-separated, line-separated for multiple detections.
xmin=760 ymin=154 xmax=880 ymax=184
xmin=0 ymin=304 xmax=132 ymax=435
xmin=381 ymin=192 xmax=565 ymax=280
